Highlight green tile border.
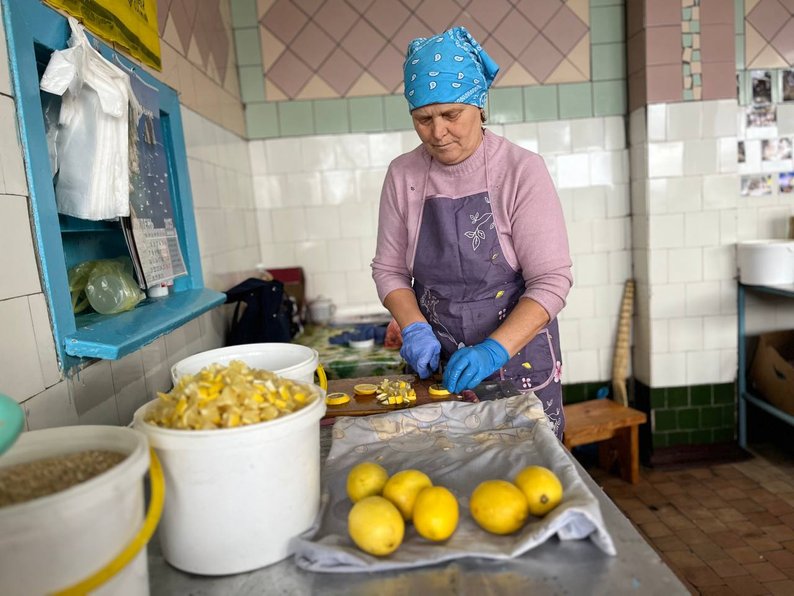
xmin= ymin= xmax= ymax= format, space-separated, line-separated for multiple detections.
xmin=233 ymin=0 xmax=629 ymax=139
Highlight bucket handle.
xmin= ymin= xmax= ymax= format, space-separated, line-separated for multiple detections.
xmin=52 ymin=448 xmax=165 ymax=596
xmin=316 ymin=363 xmax=328 ymax=391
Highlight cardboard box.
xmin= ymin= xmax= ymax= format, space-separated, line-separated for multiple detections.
xmin=267 ymin=267 xmax=306 ymax=316
xmin=750 ymin=330 xmax=794 ymax=416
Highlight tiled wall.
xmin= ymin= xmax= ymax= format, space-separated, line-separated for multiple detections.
xmin=626 ymin=0 xmax=735 ymax=111
xmin=150 ymin=0 xmax=246 ymax=136
xmin=238 ymin=0 xmax=628 ymax=137
xmin=0 ymin=4 xmax=250 ymax=429
xmin=249 ymin=114 xmax=630 ymax=384
xmin=744 ymin=0 xmax=794 ymax=69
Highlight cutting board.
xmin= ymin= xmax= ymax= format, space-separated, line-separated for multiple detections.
xmin=323 ymin=375 xmax=459 ymax=418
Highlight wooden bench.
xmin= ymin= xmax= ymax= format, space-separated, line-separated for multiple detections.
xmin=563 ymin=399 xmax=648 ymax=484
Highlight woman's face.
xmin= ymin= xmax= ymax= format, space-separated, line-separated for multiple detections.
xmin=411 ymin=103 xmax=483 ymax=165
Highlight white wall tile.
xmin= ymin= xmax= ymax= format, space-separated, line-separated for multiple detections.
xmin=307 ymin=271 xmax=349 ymax=306
xmin=648 ymin=214 xmax=684 ymax=248
xmin=606 ymin=184 xmax=630 ymax=217
xmin=0 ymin=96 xmax=28 ymax=195
xmin=686 ymin=281 xmax=722 ymax=317
xmin=578 ymin=316 xmax=611 ymax=349
xmin=668 ymin=316 xmax=703 ymax=351
xmin=650 ymin=352 xmax=687 ymax=386
xmin=650 ymin=319 xmax=669 ymax=352
xmin=703 ymin=245 xmax=735 ymax=281
xmin=608 ymin=250 xmax=632 ymax=283
xmin=293 ymin=240 xmax=330 ymax=274
xmin=649 ymin=283 xmax=687 ymax=318
xmin=777 ymin=104 xmax=794 ymax=136
xmin=141 ymin=337 xmax=172 ymax=395
xmin=667 ymin=247 xmax=702 ymax=282
xmin=538 ymin=121 xmax=572 ymax=154
xmin=561 ymin=286 xmax=596 ymax=319
xmin=265 ymin=138 xmax=303 ymax=174
xmin=571 ymin=186 xmax=606 ymax=221
xmin=684 ymin=211 xmax=720 ymax=247
xmin=590 ymin=151 xmax=624 ymax=186
xmin=571 ymin=118 xmax=605 ymax=152
xmin=562 ymin=350 xmax=600 ymax=383
xmin=334 ymin=134 xmax=370 ymax=169
xmin=719 ymin=209 xmax=738 ymax=244
xmin=685 ymin=350 xmax=723 ymax=385
xmin=321 ymin=170 xmax=357 ymax=205
xmin=248 ymin=140 xmax=268 ymax=175
xmin=326 ymin=238 xmax=362 ymax=273
xmin=647 ymin=142 xmax=684 ymax=178
xmin=0 ymin=297 xmax=45 ymax=401
xmin=344 ymin=270 xmax=381 ymax=305
xmin=260 ymin=241 xmax=297 ymax=269
xmin=368 ymin=133 xmax=402 ymax=167
xmin=703 ymin=315 xmax=737 ymax=350
xmin=0 ymin=195 xmax=41 ymax=300
xmin=305 ymin=206 xmax=342 ymax=240
xmin=356 ymin=169 xmax=387 ymax=203
xmin=683 ymin=139 xmax=719 ymax=176
xmin=703 ymin=174 xmax=738 ymax=209
xmin=646 ymin=104 xmax=665 ymax=142
xmin=253 ymin=174 xmax=286 ymax=209
xmin=666 ymin=102 xmax=702 ymax=141
xmin=286 ymin=172 xmax=323 ymax=206
xmin=0 ymin=6 xmax=10 ymax=97
xmin=556 ymin=154 xmax=590 ymax=188
xmin=701 ymin=100 xmax=738 ymax=138
xmin=503 ymin=122 xmax=539 ymax=151
xmin=164 ymin=325 xmax=188 ymax=369
xmin=572 ymin=253 xmax=609 ymax=286
xmin=339 ymin=202 xmax=375 ymax=238
xmin=718 ymin=138 xmax=738 ymax=173
xmin=604 ymin=116 xmax=626 ymax=151
xmin=110 ymin=352 xmax=148 ymax=425
xmin=271 ymin=208 xmax=307 ymax=242
xmin=299 ymin=135 xmax=338 ymax=172
xmin=23 ymin=382 xmax=78 ymax=430
xmin=629 ymin=107 xmax=647 ymax=144
xmin=28 ymin=293 xmax=60 ymax=387
xmin=71 ymin=360 xmax=120 ymax=425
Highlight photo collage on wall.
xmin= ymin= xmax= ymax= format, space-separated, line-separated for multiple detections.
xmin=739 ymin=70 xmax=794 ymax=196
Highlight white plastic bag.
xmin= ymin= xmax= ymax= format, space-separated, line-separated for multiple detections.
xmin=40 ymin=17 xmax=141 ymax=220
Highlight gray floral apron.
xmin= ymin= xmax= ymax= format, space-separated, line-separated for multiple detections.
xmin=411 ymin=151 xmax=564 ymax=438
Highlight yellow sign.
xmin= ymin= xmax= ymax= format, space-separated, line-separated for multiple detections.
xmin=44 ymin=0 xmax=161 ymax=70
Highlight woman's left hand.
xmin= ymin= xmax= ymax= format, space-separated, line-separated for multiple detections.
xmin=443 ymin=338 xmax=509 ymax=393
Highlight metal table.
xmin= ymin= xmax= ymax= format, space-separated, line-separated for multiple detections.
xmin=148 ymin=426 xmax=687 ymax=595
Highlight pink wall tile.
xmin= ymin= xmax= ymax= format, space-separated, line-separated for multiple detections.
xmin=747 ymin=0 xmax=789 ymax=42
xmin=465 ymin=0 xmax=512 ymax=31
xmin=771 ymin=18 xmax=794 ymax=64
xmin=314 ymin=0 xmax=358 ymax=39
xmin=646 ymin=64 xmax=682 ymax=104
xmin=544 ymin=5 xmax=588 ymax=55
xmin=368 ymin=44 xmax=404 ymax=90
xmin=646 ymin=25 xmax=682 ymax=66
xmin=366 ymin=0 xmax=411 ymax=38
xmin=645 ymin=0 xmax=681 ymax=26
xmin=700 ymin=23 xmax=735 ymax=63
xmin=515 ymin=0 xmax=563 ymax=29
xmin=778 ymin=0 xmax=794 ymax=12
xmin=628 ymin=70 xmax=647 ymax=113
xmin=492 ymin=9 xmax=537 ymax=58
xmin=626 ymin=0 xmax=646 ymax=39
xmin=341 ymin=18 xmax=387 ymax=67
xmin=518 ymin=35 xmax=563 ymax=82
xmin=391 ymin=15 xmax=435 ymax=53
xmin=263 ymin=0 xmax=309 ymax=44
xmin=627 ymin=31 xmax=646 ymax=76
xmin=293 ymin=0 xmax=324 ymax=17
xmin=701 ymin=62 xmax=737 ymax=99
xmin=699 ymin=0 xmax=735 ymax=25
xmin=267 ymin=48 xmax=314 ymax=96
xmin=414 ymin=0 xmax=461 ymax=33
xmin=291 ymin=21 xmax=335 ymax=69
xmin=317 ymin=47 xmax=362 ymax=95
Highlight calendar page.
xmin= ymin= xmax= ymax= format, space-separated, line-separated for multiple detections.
xmin=120 ymin=61 xmax=186 ymax=289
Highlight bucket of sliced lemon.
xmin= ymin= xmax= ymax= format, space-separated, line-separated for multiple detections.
xmin=133 ymin=360 xmax=326 ymax=575
xmin=343 ymin=460 xmax=563 ymax=555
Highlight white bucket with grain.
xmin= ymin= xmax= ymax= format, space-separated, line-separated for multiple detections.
xmin=134 ymin=362 xmax=327 ymax=575
xmin=0 ymin=426 xmax=154 ymax=596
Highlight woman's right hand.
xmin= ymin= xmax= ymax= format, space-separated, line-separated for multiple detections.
xmin=399 ymin=322 xmax=441 ymax=379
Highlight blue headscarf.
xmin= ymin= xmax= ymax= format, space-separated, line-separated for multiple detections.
xmin=403 ymin=26 xmax=499 ymax=112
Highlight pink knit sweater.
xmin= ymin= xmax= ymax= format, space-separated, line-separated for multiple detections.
xmin=371 ymin=129 xmax=573 ymax=320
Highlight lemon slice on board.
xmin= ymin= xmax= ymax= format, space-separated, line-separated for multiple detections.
xmin=326 ymin=392 xmax=351 ymax=405
xmin=428 ymin=384 xmax=451 ymax=398
xmin=353 ymin=383 xmax=378 ymax=395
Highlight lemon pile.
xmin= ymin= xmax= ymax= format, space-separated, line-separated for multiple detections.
xmin=470 ymin=465 xmax=564 ymax=535
xmin=346 ymin=462 xmax=458 ymax=556
xmin=345 ymin=462 xmax=564 ymax=556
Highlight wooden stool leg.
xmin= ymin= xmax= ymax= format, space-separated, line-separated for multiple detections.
xmin=614 ymin=425 xmax=640 ymax=484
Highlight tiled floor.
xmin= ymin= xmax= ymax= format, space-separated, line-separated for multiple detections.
xmin=586 ymin=443 xmax=794 ymax=595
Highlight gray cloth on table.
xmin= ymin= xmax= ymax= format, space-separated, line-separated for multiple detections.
xmin=292 ymin=393 xmax=616 ymax=573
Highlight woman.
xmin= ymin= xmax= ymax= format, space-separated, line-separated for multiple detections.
xmin=371 ymin=27 xmax=572 ymax=438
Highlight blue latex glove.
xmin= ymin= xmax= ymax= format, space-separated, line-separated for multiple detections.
xmin=443 ymin=338 xmax=510 ymax=393
xmin=400 ymin=322 xmax=441 ymax=379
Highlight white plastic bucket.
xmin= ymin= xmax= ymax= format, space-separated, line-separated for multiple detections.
xmin=171 ymin=343 xmax=322 ymax=386
xmin=737 ymin=240 xmax=794 ymax=285
xmin=133 ymin=393 xmax=326 ymax=575
xmin=0 ymin=426 xmax=151 ymax=596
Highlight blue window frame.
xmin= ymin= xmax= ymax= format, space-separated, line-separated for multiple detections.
xmin=2 ymin=0 xmax=225 ymax=369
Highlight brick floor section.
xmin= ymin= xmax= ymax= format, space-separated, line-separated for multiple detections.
xmin=587 ymin=443 xmax=794 ymax=595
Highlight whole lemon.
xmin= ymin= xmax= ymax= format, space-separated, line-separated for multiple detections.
xmin=469 ymin=479 xmax=529 ymax=535
xmin=346 ymin=461 xmax=389 ymax=503
xmin=514 ymin=465 xmax=563 ymax=517
xmin=412 ymin=486 xmax=459 ymax=541
xmin=348 ymin=496 xmax=405 ymax=556
xmin=382 ymin=469 xmax=433 ymax=520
